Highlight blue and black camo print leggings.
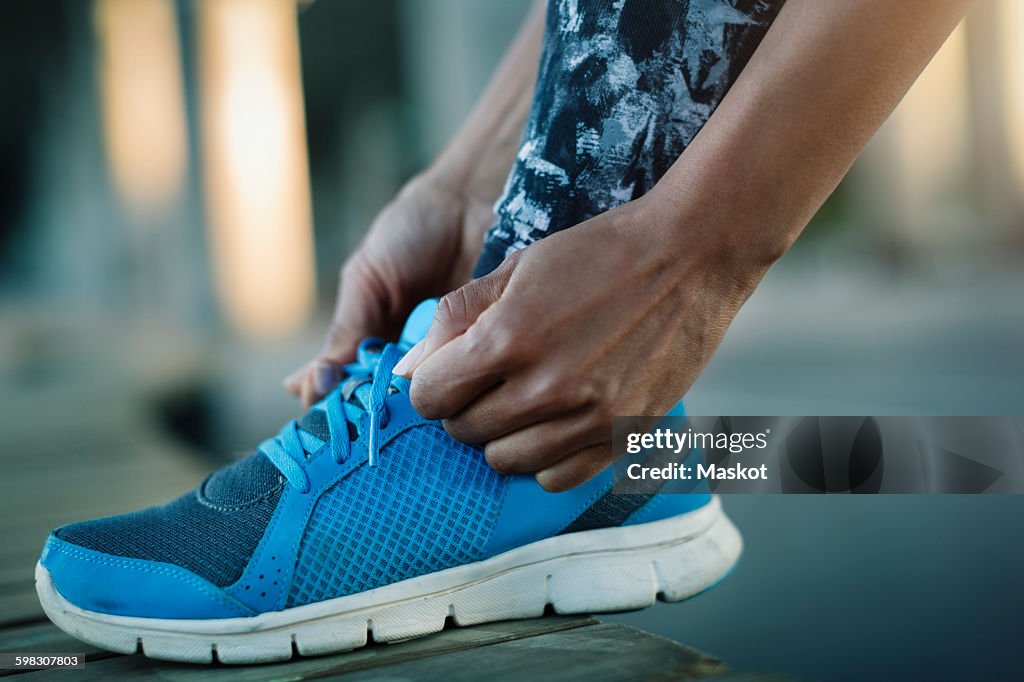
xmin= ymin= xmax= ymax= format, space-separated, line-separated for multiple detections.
xmin=473 ymin=0 xmax=785 ymax=277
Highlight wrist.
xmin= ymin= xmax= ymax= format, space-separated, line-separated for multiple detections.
xmin=421 ymin=151 xmax=502 ymax=210
xmin=400 ymin=165 xmax=477 ymax=219
xmin=639 ymin=184 xmax=783 ymax=303
xmin=403 ymin=165 xmax=497 ymax=246
xmin=428 ymin=114 xmax=524 ymax=206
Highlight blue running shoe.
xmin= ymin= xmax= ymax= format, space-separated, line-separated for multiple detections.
xmin=36 ymin=300 xmax=741 ymax=664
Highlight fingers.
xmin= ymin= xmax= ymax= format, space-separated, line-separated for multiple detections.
xmin=300 ymin=369 xmax=321 ymax=409
xmin=535 ymin=442 xmax=616 ymax=492
xmin=399 ymin=259 xmax=518 ymax=420
xmin=408 ymin=329 xmax=505 ymax=419
xmin=442 ymin=378 xmax=568 ymax=444
xmin=481 ymin=410 xmax=607 ymax=474
xmin=288 ymin=258 xmax=386 ymax=407
xmin=394 ymin=256 xmax=516 ymax=378
xmin=285 ymin=360 xmax=345 ymax=397
xmin=319 ymin=261 xmax=381 ymax=364
xmin=284 ymin=365 xmax=305 ymax=397
xmin=298 ymin=360 xmax=352 ymax=408
xmin=295 ymin=357 xmax=354 ymax=409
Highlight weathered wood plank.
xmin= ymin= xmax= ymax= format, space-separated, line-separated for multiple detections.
xmin=697 ymin=674 xmax=802 ymax=682
xmin=0 ymin=557 xmax=42 ymax=590
xmin=0 ymin=408 xmax=209 ymax=628
xmin=0 ymin=621 xmax=104 ymax=655
xmin=0 ymin=622 xmax=114 ymax=678
xmin=16 ymin=616 xmax=597 ymax=680
xmin=0 ymin=620 xmax=802 ymax=681
xmin=0 ymin=591 xmax=44 ymax=629
xmin=0 ymin=458 xmax=203 ymax=507
xmin=0 ymin=467 xmax=205 ymax=560
xmin=330 ymin=623 xmax=727 ymax=681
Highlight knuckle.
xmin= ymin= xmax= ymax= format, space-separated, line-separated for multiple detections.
xmin=590 ymin=401 xmax=616 ymax=428
xmin=466 ymin=321 xmax=516 ymax=365
xmin=524 ymin=375 xmax=563 ymax=412
xmin=459 ymin=323 xmax=487 ymax=356
xmin=523 ymin=367 xmax=600 ymax=416
xmin=526 ymin=371 xmax=585 ymax=414
xmin=339 ymin=258 xmax=364 ymax=286
xmin=485 ymin=321 xmax=517 ymax=359
xmin=339 ymin=254 xmax=381 ymax=298
xmin=575 ymin=377 xmax=604 ymax=407
xmin=325 ymin=316 xmax=353 ymax=344
xmin=436 ymin=289 xmax=472 ymax=330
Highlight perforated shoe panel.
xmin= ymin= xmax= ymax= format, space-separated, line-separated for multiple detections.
xmin=288 ymin=425 xmax=507 ymax=606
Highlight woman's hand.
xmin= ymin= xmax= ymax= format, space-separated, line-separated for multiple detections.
xmin=285 ymin=171 xmax=494 ymax=407
xmin=285 ymin=1 xmax=547 ymax=408
xmin=393 ymin=191 xmax=769 ymax=491
xmin=392 ymin=0 xmax=970 ymax=492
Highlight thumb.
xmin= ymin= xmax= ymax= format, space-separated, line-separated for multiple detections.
xmin=311 ymin=302 xmax=376 ymax=388
xmin=292 ymin=263 xmax=383 ymax=406
xmin=295 ymin=330 xmax=363 ymax=409
xmin=393 ymin=257 xmax=515 ymax=378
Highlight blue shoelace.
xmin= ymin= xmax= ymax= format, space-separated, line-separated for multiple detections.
xmin=259 ymin=340 xmax=404 ymax=493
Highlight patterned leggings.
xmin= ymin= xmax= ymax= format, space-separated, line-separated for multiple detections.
xmin=473 ymin=0 xmax=785 ymax=277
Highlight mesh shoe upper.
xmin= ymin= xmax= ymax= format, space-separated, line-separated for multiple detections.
xmin=55 ymin=453 xmax=284 ymax=587
xmin=288 ymin=425 xmax=506 ymax=606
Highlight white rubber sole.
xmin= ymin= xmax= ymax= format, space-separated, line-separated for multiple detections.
xmin=36 ymin=497 xmax=741 ymax=665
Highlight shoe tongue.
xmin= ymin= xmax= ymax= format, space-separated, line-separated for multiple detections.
xmin=400 ymin=299 xmax=439 ymax=348
xmin=297 ymin=409 xmax=331 ymax=441
xmin=293 ymin=408 xmax=335 ymax=454
xmin=204 ymin=451 xmax=281 ymax=504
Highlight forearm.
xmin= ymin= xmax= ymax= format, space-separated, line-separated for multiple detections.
xmin=428 ymin=0 xmax=546 ymax=206
xmin=652 ymin=0 xmax=973 ymax=276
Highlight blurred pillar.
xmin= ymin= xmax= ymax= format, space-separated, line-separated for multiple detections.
xmin=94 ymin=0 xmax=188 ymax=215
xmin=998 ymin=2 xmax=1024 ymax=202
xmin=965 ymin=1 xmax=1024 ymax=242
xmin=197 ymin=0 xmax=315 ymax=339
xmin=92 ymin=0 xmax=212 ymax=328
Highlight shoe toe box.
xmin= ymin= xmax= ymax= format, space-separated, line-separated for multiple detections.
xmin=39 ymin=485 xmax=280 ymax=619
xmin=40 ymin=532 xmax=255 ymax=619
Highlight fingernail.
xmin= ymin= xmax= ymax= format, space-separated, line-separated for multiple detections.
xmin=312 ymin=361 xmax=341 ymax=396
xmin=393 ymin=340 xmax=424 ymax=377
xmin=535 ymin=470 xmax=568 ymax=493
xmin=535 ymin=469 xmax=555 ymax=491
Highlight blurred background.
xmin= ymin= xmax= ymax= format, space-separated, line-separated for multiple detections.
xmin=0 ymin=1 xmax=1022 ymax=680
